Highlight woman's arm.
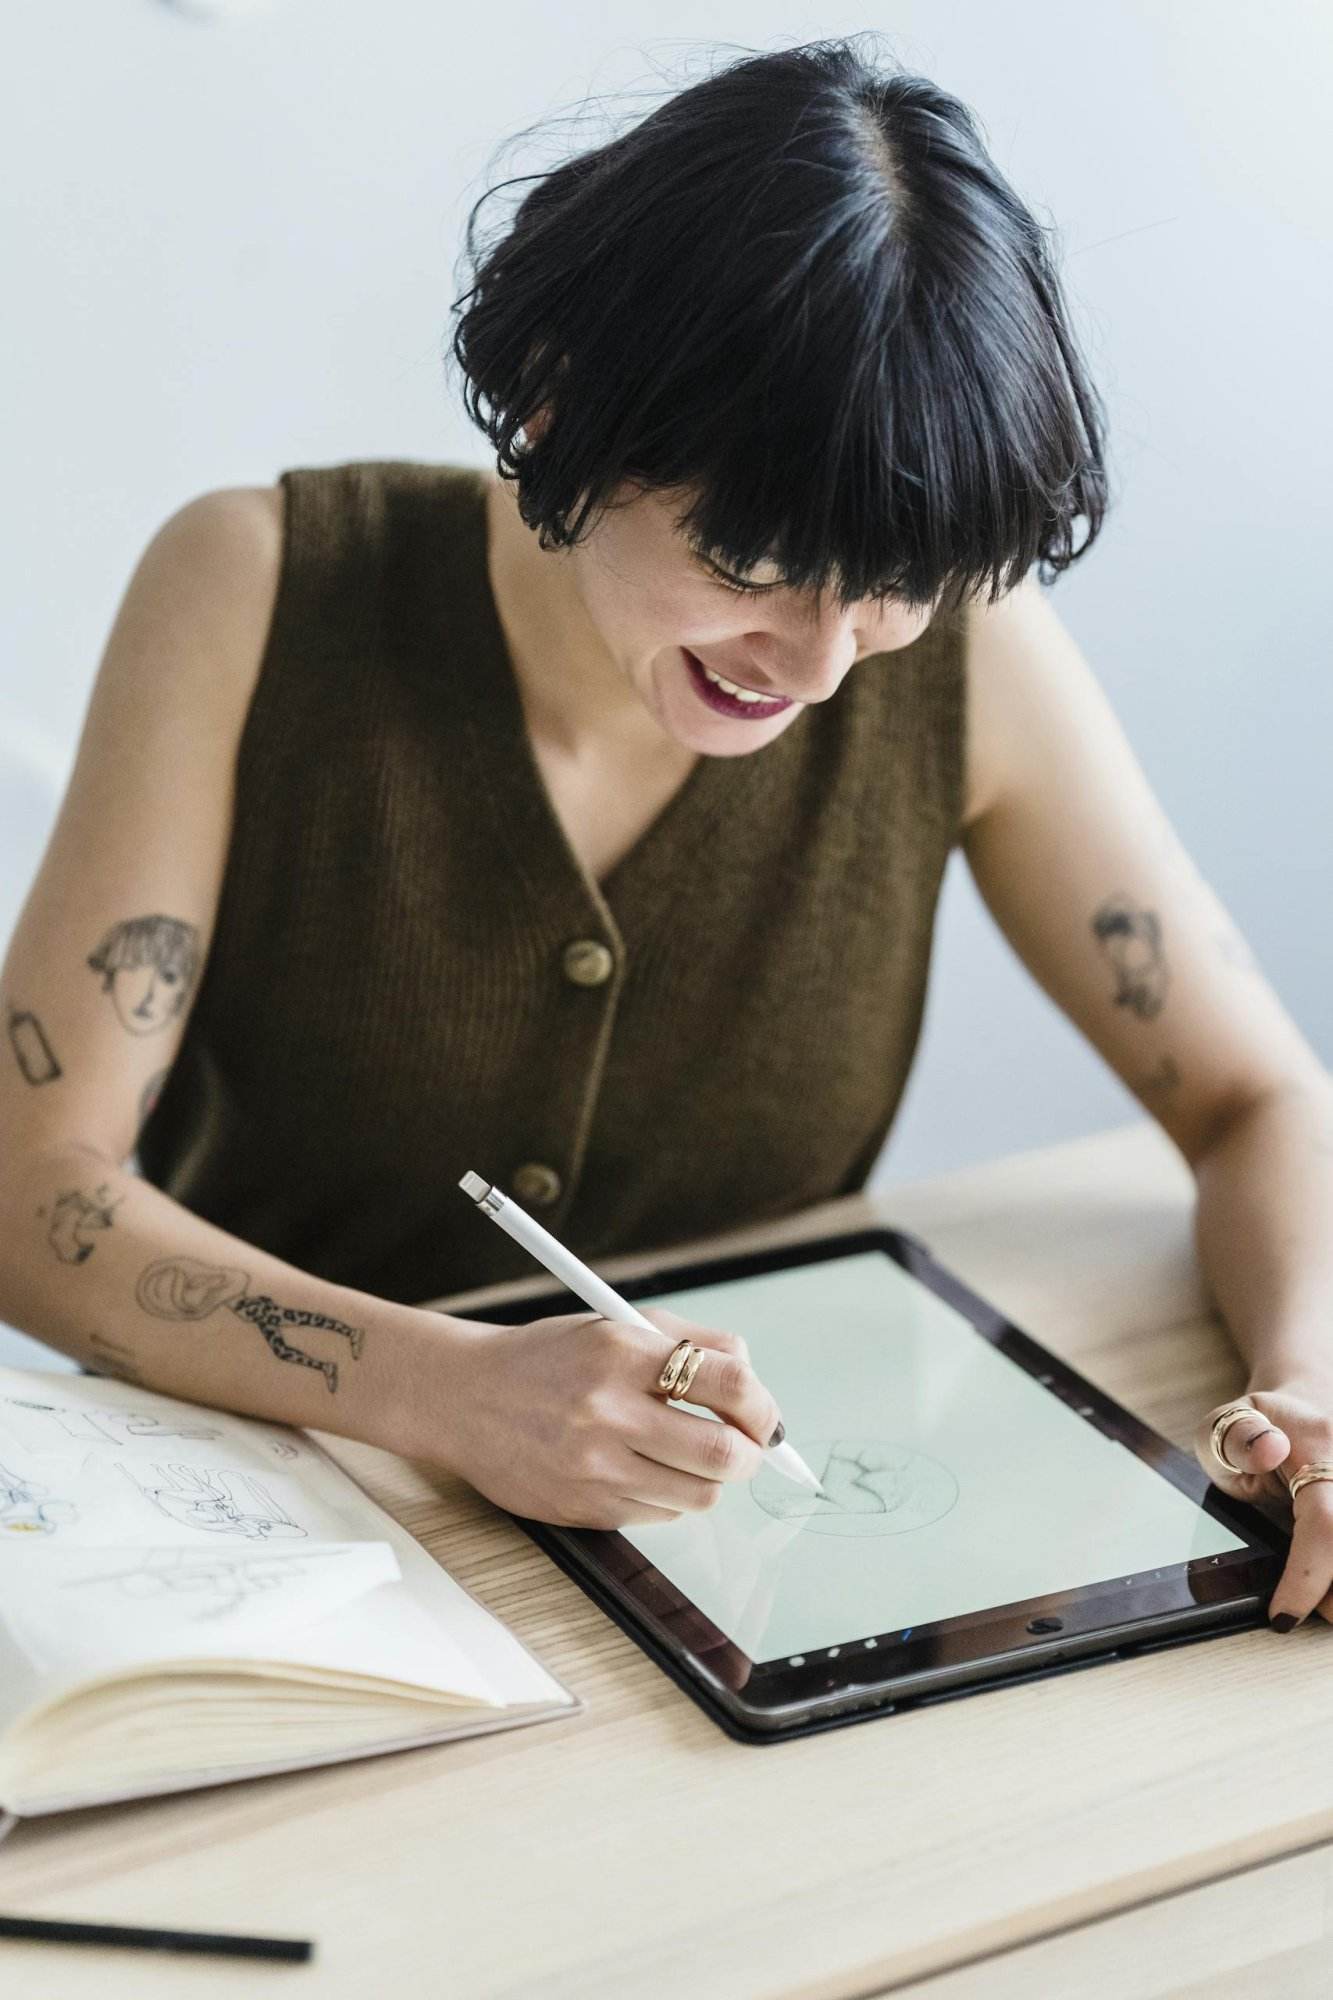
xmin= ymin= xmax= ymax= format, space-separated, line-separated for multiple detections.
xmin=0 ymin=485 xmax=471 ymax=1461
xmin=960 ymin=578 xmax=1333 ymax=1621
xmin=0 ymin=487 xmax=780 ymax=1525
xmin=0 ymin=1134 xmax=466 ymax=1456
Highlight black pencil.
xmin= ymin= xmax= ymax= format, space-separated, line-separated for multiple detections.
xmin=0 ymin=1912 xmax=313 ymax=1961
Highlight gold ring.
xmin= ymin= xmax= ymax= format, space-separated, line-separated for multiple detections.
xmin=657 ymin=1339 xmax=694 ymax=1396
xmin=667 ymin=1345 xmax=706 ymax=1403
xmin=1210 ymin=1403 xmax=1258 ymax=1472
xmin=1288 ymin=1462 xmax=1333 ymax=1504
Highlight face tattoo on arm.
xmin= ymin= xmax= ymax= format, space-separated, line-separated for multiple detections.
xmin=1091 ymin=892 xmax=1169 ymax=1020
xmin=86 ymin=915 xmax=202 ymax=1036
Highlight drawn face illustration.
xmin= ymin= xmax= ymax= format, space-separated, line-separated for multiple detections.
xmin=110 ymin=962 xmax=187 ymax=1035
xmin=87 ymin=915 xmax=201 ymax=1038
xmin=1102 ymin=923 xmax=1150 ymax=980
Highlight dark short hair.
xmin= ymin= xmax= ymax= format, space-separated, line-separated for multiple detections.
xmin=446 ymin=35 xmax=1110 ymax=616
xmin=87 ymin=915 xmax=199 ymax=993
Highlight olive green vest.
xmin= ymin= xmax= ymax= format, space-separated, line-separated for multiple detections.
xmin=138 ymin=461 xmax=966 ymax=1302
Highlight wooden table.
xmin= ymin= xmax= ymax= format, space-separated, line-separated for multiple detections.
xmin=3 ymin=1118 xmax=1332 ymax=1998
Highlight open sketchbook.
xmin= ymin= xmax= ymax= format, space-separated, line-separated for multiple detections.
xmin=0 ymin=1364 xmax=580 ymax=1830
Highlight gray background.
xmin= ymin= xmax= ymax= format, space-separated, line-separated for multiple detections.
xmin=2 ymin=2 xmax=1329 ymax=1369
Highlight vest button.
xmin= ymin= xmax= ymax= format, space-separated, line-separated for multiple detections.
xmin=512 ymin=1161 xmax=563 ymax=1207
xmin=562 ymin=939 xmax=614 ymax=988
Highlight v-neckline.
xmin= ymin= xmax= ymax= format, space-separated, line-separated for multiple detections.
xmin=463 ymin=468 xmax=739 ymax=920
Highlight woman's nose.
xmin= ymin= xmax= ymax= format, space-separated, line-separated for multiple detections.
xmin=768 ymin=612 xmax=863 ymax=704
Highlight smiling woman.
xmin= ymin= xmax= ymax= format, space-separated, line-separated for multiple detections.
xmin=9 ymin=35 xmax=1327 ymax=1576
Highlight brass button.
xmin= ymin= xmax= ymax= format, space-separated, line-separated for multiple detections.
xmin=512 ymin=1161 xmax=563 ymax=1207
xmin=562 ymin=939 xmax=614 ymax=988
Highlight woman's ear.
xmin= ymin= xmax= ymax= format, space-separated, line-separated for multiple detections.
xmin=523 ymin=402 xmax=553 ymax=445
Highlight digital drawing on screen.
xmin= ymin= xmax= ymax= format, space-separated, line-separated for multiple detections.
xmin=751 ymin=1437 xmax=959 ymax=1538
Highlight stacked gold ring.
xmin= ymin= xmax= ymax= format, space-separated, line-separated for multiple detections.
xmin=1287 ymin=1462 xmax=1333 ymax=1504
xmin=657 ymin=1337 xmax=706 ymax=1402
xmin=1210 ymin=1403 xmax=1259 ymax=1472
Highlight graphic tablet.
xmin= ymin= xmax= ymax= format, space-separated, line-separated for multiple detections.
xmin=487 ymin=1229 xmax=1286 ymax=1741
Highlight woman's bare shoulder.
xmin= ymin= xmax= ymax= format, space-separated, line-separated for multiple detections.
xmin=134 ymin=483 xmax=287 ymax=721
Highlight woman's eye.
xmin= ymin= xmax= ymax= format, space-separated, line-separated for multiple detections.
xmin=708 ymin=564 xmax=775 ymax=597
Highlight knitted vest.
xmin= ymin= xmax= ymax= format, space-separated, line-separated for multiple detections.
xmin=138 ymin=461 xmax=966 ymax=1302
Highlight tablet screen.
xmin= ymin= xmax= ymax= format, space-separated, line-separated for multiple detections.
xmin=617 ymin=1248 xmax=1249 ymax=1664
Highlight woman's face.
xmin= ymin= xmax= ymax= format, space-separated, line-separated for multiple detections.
xmin=565 ymin=480 xmax=940 ymax=758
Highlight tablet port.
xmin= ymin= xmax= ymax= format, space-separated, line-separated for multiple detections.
xmin=1026 ymin=1616 xmax=1064 ymax=1634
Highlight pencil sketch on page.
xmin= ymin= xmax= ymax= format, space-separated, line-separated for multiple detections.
xmin=52 ymin=1545 xmax=360 ymax=1622
xmin=0 ymin=1393 xmax=223 ymax=1451
xmin=119 ymin=1462 xmax=308 ymax=1540
xmin=0 ymin=1458 xmax=79 ymax=1537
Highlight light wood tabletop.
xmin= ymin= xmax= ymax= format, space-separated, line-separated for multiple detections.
xmin=2 ymin=1117 xmax=1331 ymax=1999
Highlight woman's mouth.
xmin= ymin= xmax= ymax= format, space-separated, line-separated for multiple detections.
xmin=682 ymin=649 xmax=794 ymax=720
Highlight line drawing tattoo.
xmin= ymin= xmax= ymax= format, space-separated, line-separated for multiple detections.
xmin=7 ymin=1004 xmax=62 ymax=1084
xmin=119 ymin=1461 xmax=307 ymax=1539
xmin=139 ymin=1066 xmax=169 ymax=1131
xmin=137 ymin=1256 xmax=248 ymax=1320
xmin=135 ymin=1255 xmax=364 ymax=1393
xmin=0 ymin=1459 xmax=79 ymax=1536
xmin=1091 ymin=893 xmax=1169 ymax=1020
xmin=227 ymin=1295 xmax=364 ymax=1393
xmin=87 ymin=1333 xmax=147 ymax=1386
xmin=87 ymin=914 xmax=201 ymax=1036
xmin=39 ymin=1182 xmax=124 ymax=1264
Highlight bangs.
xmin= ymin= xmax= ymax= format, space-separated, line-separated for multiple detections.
xmin=450 ymin=36 xmax=1109 ymax=613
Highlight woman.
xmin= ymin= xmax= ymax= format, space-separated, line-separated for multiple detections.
xmin=2 ymin=39 xmax=1331 ymax=1624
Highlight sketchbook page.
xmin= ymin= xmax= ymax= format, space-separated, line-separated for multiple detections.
xmin=9 ymin=1701 xmax=585 ymax=1820
xmin=0 ymin=1367 xmax=568 ymax=1708
xmin=0 ymin=1368 xmax=360 ymax=1504
xmin=0 ymin=1624 xmax=45 ymax=1738
xmin=0 ymin=1541 xmax=401 ymax=1679
xmin=255 ymin=1539 xmax=575 ymax=1707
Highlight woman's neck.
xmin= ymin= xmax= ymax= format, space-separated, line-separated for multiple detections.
xmin=481 ymin=472 xmax=678 ymax=765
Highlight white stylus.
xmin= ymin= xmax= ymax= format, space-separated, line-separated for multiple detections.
xmin=458 ymin=1171 xmax=826 ymax=1497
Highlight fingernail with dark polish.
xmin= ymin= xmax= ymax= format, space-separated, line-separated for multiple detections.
xmin=768 ymin=1421 xmax=785 ymax=1448
xmin=1269 ymin=1612 xmax=1299 ymax=1632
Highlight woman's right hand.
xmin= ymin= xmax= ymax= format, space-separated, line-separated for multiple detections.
xmin=432 ymin=1304 xmax=784 ymax=1528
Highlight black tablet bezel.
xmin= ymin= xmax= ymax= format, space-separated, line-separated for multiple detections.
xmin=483 ymin=1225 xmax=1288 ymax=1742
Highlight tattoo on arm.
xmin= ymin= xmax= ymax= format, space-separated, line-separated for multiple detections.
xmin=87 ymin=1333 xmax=146 ymax=1386
xmin=135 ymin=1255 xmax=364 ymax=1394
xmin=87 ymin=915 xmax=201 ymax=1036
xmin=1091 ymin=893 xmax=1168 ymax=1020
xmin=39 ymin=1183 xmax=124 ymax=1264
xmin=7 ymin=1004 xmax=62 ymax=1084
xmin=137 ymin=1257 xmax=248 ymax=1318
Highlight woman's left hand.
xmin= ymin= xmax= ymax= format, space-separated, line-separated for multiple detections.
xmin=1194 ymin=1382 xmax=1333 ymax=1628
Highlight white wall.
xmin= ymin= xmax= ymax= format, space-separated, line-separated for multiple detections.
xmin=2 ymin=4 xmax=1329 ymax=1367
